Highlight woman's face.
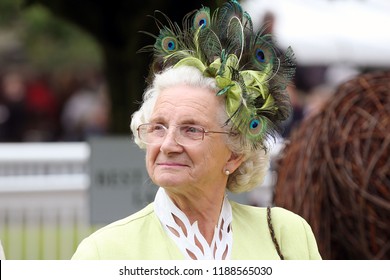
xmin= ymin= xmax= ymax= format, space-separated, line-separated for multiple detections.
xmin=145 ymin=84 xmax=235 ymax=196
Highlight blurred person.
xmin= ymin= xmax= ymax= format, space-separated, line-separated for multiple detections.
xmin=0 ymin=71 xmax=27 ymax=142
xmin=60 ymin=73 xmax=109 ymax=141
xmin=24 ymin=73 xmax=59 ymax=141
xmin=72 ymin=0 xmax=321 ymax=260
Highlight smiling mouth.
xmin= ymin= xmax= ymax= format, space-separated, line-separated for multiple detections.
xmin=157 ymin=162 xmax=188 ymax=167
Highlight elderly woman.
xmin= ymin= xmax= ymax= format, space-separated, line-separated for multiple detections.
xmin=72 ymin=0 xmax=321 ymax=260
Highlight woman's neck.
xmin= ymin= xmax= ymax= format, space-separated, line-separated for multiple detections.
xmin=165 ymin=188 xmax=226 ymax=244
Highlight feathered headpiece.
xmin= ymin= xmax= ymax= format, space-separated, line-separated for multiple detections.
xmin=140 ymin=0 xmax=295 ymax=150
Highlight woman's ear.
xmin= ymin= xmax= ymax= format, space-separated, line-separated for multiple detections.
xmin=226 ymin=152 xmax=245 ymax=173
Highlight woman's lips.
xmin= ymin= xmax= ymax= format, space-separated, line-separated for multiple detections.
xmin=157 ymin=162 xmax=188 ymax=167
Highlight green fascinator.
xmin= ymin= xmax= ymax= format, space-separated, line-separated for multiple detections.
xmin=140 ymin=0 xmax=295 ymax=150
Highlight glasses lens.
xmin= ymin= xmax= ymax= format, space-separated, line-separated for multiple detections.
xmin=139 ymin=123 xmax=166 ymax=144
xmin=177 ymin=125 xmax=204 ymax=146
xmin=138 ymin=124 xmax=205 ymax=146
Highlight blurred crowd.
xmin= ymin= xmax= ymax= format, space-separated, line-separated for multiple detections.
xmin=0 ymin=10 xmax=370 ymax=144
xmin=0 ymin=67 xmax=110 ymax=142
xmin=0 ymin=62 xmax=358 ymax=144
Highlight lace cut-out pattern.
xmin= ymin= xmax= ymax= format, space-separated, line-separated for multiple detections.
xmin=154 ymin=188 xmax=233 ymax=260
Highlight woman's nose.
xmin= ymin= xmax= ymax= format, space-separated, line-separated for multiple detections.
xmin=159 ymin=128 xmax=183 ymax=153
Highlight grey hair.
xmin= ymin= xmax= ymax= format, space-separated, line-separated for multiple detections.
xmin=130 ymin=66 xmax=270 ymax=193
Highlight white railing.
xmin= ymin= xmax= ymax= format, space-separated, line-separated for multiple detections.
xmin=0 ymin=143 xmax=92 ymax=260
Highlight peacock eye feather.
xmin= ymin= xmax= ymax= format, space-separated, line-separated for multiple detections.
xmin=250 ymin=119 xmax=259 ymax=128
xmin=251 ymin=38 xmax=277 ymax=69
xmin=162 ymin=37 xmax=177 ymax=52
xmin=193 ymin=8 xmax=211 ymax=29
xmin=199 ymin=18 xmax=207 ymax=28
xmin=248 ymin=118 xmax=263 ymax=136
xmin=256 ymin=48 xmax=266 ymax=63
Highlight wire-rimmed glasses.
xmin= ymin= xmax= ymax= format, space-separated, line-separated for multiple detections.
xmin=137 ymin=123 xmax=236 ymax=146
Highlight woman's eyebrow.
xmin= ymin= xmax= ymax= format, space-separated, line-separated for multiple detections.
xmin=179 ymin=118 xmax=199 ymax=125
xmin=149 ymin=115 xmax=165 ymax=123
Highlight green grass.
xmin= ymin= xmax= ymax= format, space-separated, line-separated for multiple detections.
xmin=1 ymin=224 xmax=101 ymax=260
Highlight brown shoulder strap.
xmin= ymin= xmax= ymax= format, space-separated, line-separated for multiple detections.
xmin=267 ymin=206 xmax=284 ymax=260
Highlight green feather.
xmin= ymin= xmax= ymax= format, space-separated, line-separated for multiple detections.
xmin=193 ymin=7 xmax=211 ymax=30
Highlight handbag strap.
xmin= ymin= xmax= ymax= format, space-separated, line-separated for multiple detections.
xmin=267 ymin=206 xmax=285 ymax=260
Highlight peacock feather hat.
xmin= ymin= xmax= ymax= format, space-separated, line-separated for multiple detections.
xmin=140 ymin=0 xmax=296 ymax=150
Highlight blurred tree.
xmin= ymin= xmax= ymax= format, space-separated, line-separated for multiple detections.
xmin=0 ymin=0 xmax=101 ymax=70
xmin=22 ymin=6 xmax=102 ymax=72
xmin=0 ymin=0 xmax=22 ymax=25
xmin=23 ymin=0 xmax=220 ymax=135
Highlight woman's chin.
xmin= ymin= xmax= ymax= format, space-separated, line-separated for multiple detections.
xmin=153 ymin=173 xmax=187 ymax=188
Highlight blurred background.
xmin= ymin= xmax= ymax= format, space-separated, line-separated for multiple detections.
xmin=0 ymin=0 xmax=389 ymax=259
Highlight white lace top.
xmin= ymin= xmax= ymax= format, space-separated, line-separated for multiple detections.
xmin=154 ymin=188 xmax=233 ymax=260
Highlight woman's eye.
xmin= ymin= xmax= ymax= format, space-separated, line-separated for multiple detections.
xmin=153 ymin=124 xmax=163 ymax=129
xmin=150 ymin=124 xmax=164 ymax=132
xmin=185 ymin=126 xmax=202 ymax=134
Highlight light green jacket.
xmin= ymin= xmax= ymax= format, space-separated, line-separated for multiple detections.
xmin=72 ymin=201 xmax=321 ymax=260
